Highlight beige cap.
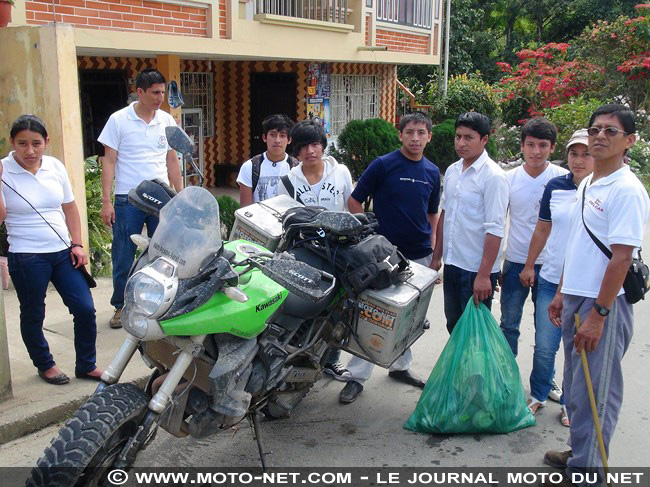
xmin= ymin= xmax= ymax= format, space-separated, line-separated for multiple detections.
xmin=566 ymin=128 xmax=589 ymax=150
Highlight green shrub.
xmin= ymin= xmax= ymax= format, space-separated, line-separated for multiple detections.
xmin=628 ymin=136 xmax=650 ymax=187
xmin=216 ymin=195 xmax=240 ymax=236
xmin=494 ymin=123 xmax=522 ymax=162
xmin=500 ymin=97 xmax=532 ymax=127
xmin=329 ymin=118 xmax=401 ymax=182
xmin=546 ymin=98 xmax=605 ymax=160
xmin=424 ymin=119 xmax=498 ymax=173
xmin=429 ymin=74 xmax=501 ymax=124
xmin=85 ymin=156 xmax=113 ymax=276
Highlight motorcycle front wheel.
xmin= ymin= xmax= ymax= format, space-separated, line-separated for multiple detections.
xmin=28 ymin=383 xmax=150 ymax=487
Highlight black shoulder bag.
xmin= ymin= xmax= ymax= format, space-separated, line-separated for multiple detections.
xmin=581 ymin=184 xmax=648 ymax=304
xmin=1 ymin=179 xmax=96 ymax=288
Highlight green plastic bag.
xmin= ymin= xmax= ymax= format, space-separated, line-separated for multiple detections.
xmin=404 ymin=299 xmax=536 ymax=434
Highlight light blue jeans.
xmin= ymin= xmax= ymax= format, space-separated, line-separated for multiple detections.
xmin=499 ymin=260 xmax=540 ymax=357
xmin=530 ymin=276 xmax=564 ymax=404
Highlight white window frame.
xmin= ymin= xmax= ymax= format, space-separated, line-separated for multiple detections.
xmin=180 ymin=72 xmax=214 ymax=137
xmin=330 ymin=74 xmax=381 ymax=136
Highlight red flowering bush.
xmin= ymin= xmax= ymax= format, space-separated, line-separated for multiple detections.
xmin=574 ymin=5 xmax=650 ymax=110
xmin=497 ymin=43 xmax=600 ymax=125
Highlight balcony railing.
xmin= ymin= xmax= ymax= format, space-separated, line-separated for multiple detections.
xmin=256 ymin=0 xmax=351 ymax=23
xmin=376 ymin=0 xmax=432 ymax=29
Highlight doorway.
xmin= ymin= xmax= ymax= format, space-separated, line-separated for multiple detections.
xmin=79 ymin=69 xmax=129 ymax=157
xmin=249 ymin=72 xmax=297 ymax=158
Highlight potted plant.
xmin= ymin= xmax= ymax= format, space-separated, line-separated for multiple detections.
xmin=0 ymin=0 xmax=15 ymax=28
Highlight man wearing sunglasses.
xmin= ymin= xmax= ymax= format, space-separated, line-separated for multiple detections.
xmin=544 ymin=104 xmax=649 ymax=485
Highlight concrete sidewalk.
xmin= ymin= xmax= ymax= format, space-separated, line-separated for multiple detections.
xmin=0 ymin=277 xmax=151 ymax=445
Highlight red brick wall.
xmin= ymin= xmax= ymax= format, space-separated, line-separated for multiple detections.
xmin=365 ymin=14 xmax=371 ymax=46
xmin=219 ymin=0 xmax=228 ymax=38
xmin=375 ymin=28 xmax=429 ymax=54
xmin=26 ymin=0 xmax=208 ymax=37
xmin=433 ymin=24 xmax=438 ymax=55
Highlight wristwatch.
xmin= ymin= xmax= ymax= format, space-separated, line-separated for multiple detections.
xmin=593 ymin=302 xmax=610 ymax=317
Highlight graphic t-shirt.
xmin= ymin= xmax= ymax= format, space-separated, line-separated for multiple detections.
xmin=351 ymin=150 xmax=440 ymax=260
xmin=236 ymin=152 xmax=292 ymax=203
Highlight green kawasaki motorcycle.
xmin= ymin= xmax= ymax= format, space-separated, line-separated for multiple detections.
xmin=29 ymin=127 xmax=437 ymax=486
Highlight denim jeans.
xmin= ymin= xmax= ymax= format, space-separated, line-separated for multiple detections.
xmin=443 ymin=264 xmax=498 ymax=334
xmin=111 ymin=195 xmax=159 ymax=309
xmin=8 ymin=249 xmax=97 ymax=374
xmin=326 ymin=348 xmax=340 ymax=365
xmin=530 ymin=276 xmax=564 ymax=404
xmin=499 ymin=259 xmax=540 ymax=357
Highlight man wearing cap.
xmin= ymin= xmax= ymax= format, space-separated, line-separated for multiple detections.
xmin=519 ymin=129 xmax=594 ymax=425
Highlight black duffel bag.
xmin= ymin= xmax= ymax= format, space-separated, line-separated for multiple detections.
xmin=334 ymin=234 xmax=411 ymax=294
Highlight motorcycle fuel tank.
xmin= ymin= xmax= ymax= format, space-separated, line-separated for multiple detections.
xmin=159 ymin=240 xmax=288 ymax=339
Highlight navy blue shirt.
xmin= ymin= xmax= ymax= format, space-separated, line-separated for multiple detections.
xmin=351 ymin=150 xmax=441 ymax=259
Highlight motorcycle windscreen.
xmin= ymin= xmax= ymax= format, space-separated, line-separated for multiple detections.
xmin=148 ymin=186 xmax=223 ymax=279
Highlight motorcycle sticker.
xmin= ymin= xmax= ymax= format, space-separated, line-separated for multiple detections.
xmin=358 ymin=300 xmax=396 ymax=330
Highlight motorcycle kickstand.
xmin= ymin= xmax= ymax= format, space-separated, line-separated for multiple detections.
xmin=249 ymin=412 xmax=271 ymax=470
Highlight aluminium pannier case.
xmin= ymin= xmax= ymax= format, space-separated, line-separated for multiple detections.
xmin=343 ymin=261 xmax=438 ymax=368
xmin=229 ymin=195 xmax=303 ymax=251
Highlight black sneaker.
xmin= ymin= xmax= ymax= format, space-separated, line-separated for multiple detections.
xmin=323 ymin=361 xmax=352 ymax=381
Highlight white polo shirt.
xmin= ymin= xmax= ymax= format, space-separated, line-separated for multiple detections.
xmin=98 ymin=102 xmax=177 ymax=195
xmin=537 ymin=173 xmax=579 ymax=284
xmin=1 ymin=153 xmax=73 ymax=253
xmin=504 ymin=162 xmax=568 ymax=264
xmin=562 ymin=165 xmax=649 ymax=298
xmin=441 ymin=151 xmax=509 ymax=273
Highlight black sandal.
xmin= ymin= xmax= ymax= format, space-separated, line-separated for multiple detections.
xmin=38 ymin=369 xmax=70 ymax=385
xmin=75 ymin=369 xmax=103 ymax=381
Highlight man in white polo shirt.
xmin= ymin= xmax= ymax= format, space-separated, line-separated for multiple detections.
xmin=500 ymin=118 xmax=567 ymax=357
xmin=544 ymin=104 xmax=649 ymax=485
xmin=99 ymin=69 xmax=183 ymax=328
xmin=432 ymin=112 xmax=509 ymax=334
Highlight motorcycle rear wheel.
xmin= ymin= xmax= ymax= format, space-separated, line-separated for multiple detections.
xmin=28 ymin=383 xmax=150 ymax=487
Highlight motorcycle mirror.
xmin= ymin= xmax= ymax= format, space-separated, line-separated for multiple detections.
xmin=165 ymin=125 xmax=195 ymax=157
xmin=128 ymin=180 xmax=175 ymax=217
xmin=262 ymin=257 xmax=336 ymax=303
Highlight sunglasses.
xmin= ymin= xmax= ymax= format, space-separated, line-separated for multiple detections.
xmin=586 ymin=126 xmax=630 ymax=137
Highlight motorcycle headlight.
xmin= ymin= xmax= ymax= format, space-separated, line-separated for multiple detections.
xmin=127 ymin=273 xmax=165 ymax=316
xmin=122 ymin=257 xmax=178 ymax=340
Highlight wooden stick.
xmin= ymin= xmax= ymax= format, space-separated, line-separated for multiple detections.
xmin=574 ymin=313 xmax=611 ymax=487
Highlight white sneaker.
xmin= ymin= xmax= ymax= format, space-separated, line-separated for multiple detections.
xmin=548 ymin=379 xmax=562 ymax=403
xmin=323 ymin=361 xmax=352 ymax=381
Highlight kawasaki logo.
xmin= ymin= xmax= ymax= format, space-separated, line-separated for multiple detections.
xmin=256 ymin=293 xmax=282 ymax=312
xmin=143 ymin=192 xmax=162 ymax=205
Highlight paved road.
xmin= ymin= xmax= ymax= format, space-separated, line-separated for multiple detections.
xmin=2 ymin=232 xmax=649 ymax=470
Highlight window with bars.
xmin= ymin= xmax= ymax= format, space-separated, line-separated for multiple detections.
xmin=330 ymin=75 xmax=381 ymax=136
xmin=180 ymin=72 xmax=214 ymax=137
